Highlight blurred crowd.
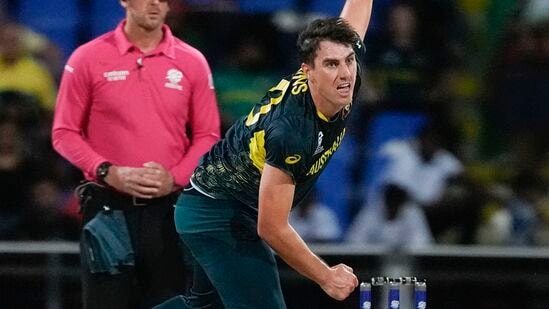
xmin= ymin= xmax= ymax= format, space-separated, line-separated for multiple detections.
xmin=0 ymin=0 xmax=547 ymax=248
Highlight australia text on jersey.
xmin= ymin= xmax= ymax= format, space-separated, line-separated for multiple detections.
xmin=306 ymin=128 xmax=346 ymax=176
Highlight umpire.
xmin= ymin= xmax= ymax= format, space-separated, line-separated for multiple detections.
xmin=51 ymin=0 xmax=221 ymax=308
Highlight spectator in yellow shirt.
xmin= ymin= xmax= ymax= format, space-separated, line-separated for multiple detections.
xmin=0 ymin=22 xmax=57 ymax=112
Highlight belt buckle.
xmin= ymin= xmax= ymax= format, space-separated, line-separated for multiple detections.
xmin=132 ymin=196 xmax=147 ymax=206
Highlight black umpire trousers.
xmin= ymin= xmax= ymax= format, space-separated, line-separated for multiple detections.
xmin=78 ymin=182 xmax=190 ymax=309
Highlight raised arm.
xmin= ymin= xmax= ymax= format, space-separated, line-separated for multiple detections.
xmin=340 ymin=0 xmax=374 ymax=40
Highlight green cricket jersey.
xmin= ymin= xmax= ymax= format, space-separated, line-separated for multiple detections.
xmin=191 ymin=39 xmax=366 ymax=221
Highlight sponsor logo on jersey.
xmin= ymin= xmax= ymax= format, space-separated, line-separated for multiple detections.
xmin=165 ymin=68 xmax=183 ymax=90
xmin=417 ymin=301 xmax=426 ymax=309
xmin=208 ymin=73 xmax=215 ymax=89
xmin=103 ymin=70 xmax=129 ymax=81
xmin=306 ymin=129 xmax=345 ymax=176
xmin=313 ymin=131 xmax=324 ymax=155
xmin=285 ymin=155 xmax=301 ymax=164
xmin=64 ymin=64 xmax=74 ymax=73
xmin=361 ymin=301 xmax=371 ymax=309
xmin=390 ymin=300 xmax=400 ymax=309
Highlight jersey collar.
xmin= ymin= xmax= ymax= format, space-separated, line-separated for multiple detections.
xmin=316 ymin=109 xmax=330 ymax=122
xmin=113 ymin=20 xmax=176 ymax=59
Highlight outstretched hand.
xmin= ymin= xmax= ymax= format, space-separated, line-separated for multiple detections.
xmin=320 ymin=263 xmax=359 ymax=301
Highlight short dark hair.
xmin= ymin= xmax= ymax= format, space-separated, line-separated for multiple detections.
xmin=297 ymin=17 xmax=359 ymax=66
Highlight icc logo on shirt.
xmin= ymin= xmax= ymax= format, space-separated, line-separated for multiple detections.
xmin=165 ymin=68 xmax=183 ymax=90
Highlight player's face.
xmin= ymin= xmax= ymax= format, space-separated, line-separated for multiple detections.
xmin=122 ymin=0 xmax=170 ymax=31
xmin=303 ymin=40 xmax=357 ymax=118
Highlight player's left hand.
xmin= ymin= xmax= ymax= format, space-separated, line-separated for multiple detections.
xmin=142 ymin=161 xmax=175 ymax=197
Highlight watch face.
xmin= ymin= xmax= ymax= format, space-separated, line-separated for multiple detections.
xmin=98 ymin=167 xmax=107 ymax=177
xmin=97 ymin=162 xmax=111 ymax=179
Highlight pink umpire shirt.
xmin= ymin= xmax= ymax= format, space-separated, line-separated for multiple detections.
xmin=52 ymin=21 xmax=221 ymax=186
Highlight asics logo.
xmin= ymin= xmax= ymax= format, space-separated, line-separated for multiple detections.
xmin=285 ymin=155 xmax=301 ymax=164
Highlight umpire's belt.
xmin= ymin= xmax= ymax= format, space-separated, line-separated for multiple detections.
xmin=77 ymin=182 xmax=180 ymax=209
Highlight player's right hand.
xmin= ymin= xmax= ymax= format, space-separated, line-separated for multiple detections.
xmin=320 ymin=263 xmax=359 ymax=301
xmin=105 ymin=165 xmax=161 ymax=199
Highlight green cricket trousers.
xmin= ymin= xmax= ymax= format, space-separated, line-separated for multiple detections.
xmin=168 ymin=189 xmax=287 ymax=309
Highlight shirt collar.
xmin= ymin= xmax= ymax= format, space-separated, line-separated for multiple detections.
xmin=113 ymin=20 xmax=176 ymax=59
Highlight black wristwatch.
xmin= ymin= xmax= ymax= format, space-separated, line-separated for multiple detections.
xmin=96 ymin=161 xmax=112 ymax=185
